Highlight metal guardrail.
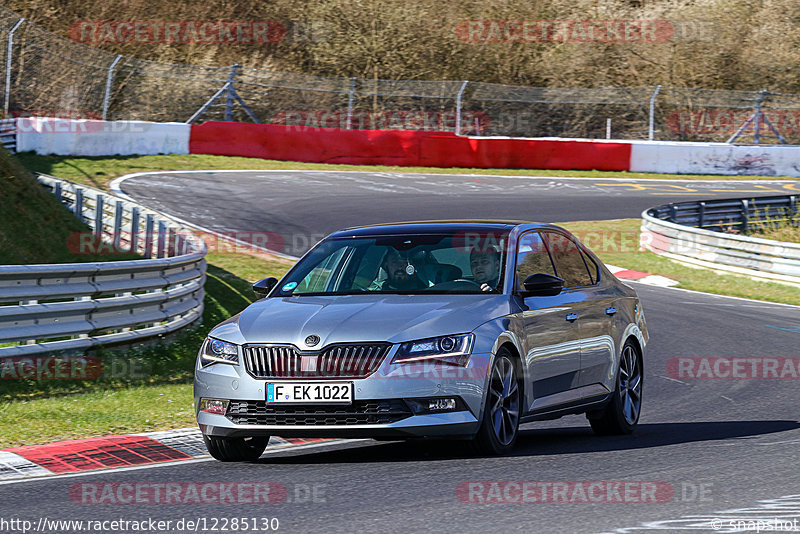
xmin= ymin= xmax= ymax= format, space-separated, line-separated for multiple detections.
xmin=0 ymin=175 xmax=207 ymax=358
xmin=641 ymin=194 xmax=800 ymax=286
xmin=0 ymin=117 xmax=14 ymax=151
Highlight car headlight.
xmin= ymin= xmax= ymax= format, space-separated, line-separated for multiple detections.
xmin=391 ymin=334 xmax=474 ymax=366
xmin=200 ymin=337 xmax=239 ymax=366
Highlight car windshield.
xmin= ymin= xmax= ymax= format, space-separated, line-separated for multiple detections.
xmin=274 ymin=231 xmax=510 ymax=296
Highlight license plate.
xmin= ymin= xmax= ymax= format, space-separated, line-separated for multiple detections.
xmin=266 ymin=382 xmax=353 ymax=404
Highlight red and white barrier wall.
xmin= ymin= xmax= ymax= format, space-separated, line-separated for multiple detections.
xmin=188 ymin=122 xmax=631 ymax=170
xmin=15 ymin=118 xmax=800 ymax=177
xmin=16 ymin=117 xmax=190 ymax=156
xmin=628 ymin=140 xmax=800 ymax=176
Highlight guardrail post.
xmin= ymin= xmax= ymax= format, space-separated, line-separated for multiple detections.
xmin=157 ymin=221 xmax=167 ymax=258
xmin=144 ymin=214 xmax=154 ymax=258
xmin=167 ymin=228 xmax=176 ymax=257
xmin=4 ymin=18 xmax=24 ymax=116
xmin=54 ymin=181 xmax=62 ymax=203
xmin=175 ymin=231 xmax=185 ymax=256
xmin=94 ymin=195 xmax=104 ymax=239
xmin=130 ymin=207 xmax=140 ymax=254
xmin=112 ymin=201 xmax=124 ymax=251
xmin=74 ymin=188 xmax=83 ymax=221
xmin=669 ymin=204 xmax=677 ymax=223
xmin=741 ymin=199 xmax=749 ymax=233
xmin=698 ymin=201 xmax=706 ymax=228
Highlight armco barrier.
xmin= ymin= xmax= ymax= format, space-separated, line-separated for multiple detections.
xmin=188 ymin=122 xmax=633 ymax=171
xmin=0 ymin=176 xmax=207 ymax=358
xmin=0 ymin=118 xmax=16 ymax=152
xmin=641 ymin=195 xmax=800 ymax=286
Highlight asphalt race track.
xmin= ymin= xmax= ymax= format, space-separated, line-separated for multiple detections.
xmin=115 ymin=171 xmax=800 ymax=256
xmin=5 ymin=172 xmax=800 ymax=534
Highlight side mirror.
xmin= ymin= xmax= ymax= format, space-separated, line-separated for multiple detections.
xmin=252 ymin=277 xmax=278 ymax=297
xmin=521 ymin=273 xmax=564 ymax=297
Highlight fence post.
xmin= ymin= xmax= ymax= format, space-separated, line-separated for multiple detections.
xmin=4 ymin=18 xmax=25 ymax=116
xmin=157 ymin=221 xmax=167 ymax=258
xmin=144 ymin=214 xmax=154 ymax=258
xmin=454 ymin=80 xmax=469 ymax=136
xmin=130 ymin=207 xmax=140 ymax=254
xmin=648 ymin=85 xmax=661 ymax=141
xmin=113 ymin=200 xmax=123 ymax=251
xmin=74 ymin=188 xmax=84 ymax=221
xmin=741 ymin=199 xmax=749 ymax=233
xmin=167 ymin=228 xmax=176 ymax=257
xmin=698 ymin=201 xmax=706 ymax=228
xmin=94 ymin=195 xmax=104 ymax=239
xmin=225 ymin=63 xmax=240 ymax=122
xmin=754 ymin=90 xmax=764 ymax=145
xmin=346 ymin=77 xmax=356 ymax=129
xmin=102 ymin=55 xmax=123 ymax=121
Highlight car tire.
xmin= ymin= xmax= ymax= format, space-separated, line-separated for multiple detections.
xmin=472 ymin=347 xmax=521 ymax=455
xmin=588 ymin=340 xmax=642 ymax=435
xmin=202 ymin=435 xmax=270 ymax=462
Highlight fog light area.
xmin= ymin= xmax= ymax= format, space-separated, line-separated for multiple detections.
xmin=199 ymin=398 xmax=228 ymax=415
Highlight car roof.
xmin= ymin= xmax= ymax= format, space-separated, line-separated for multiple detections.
xmin=331 ymin=220 xmax=552 ymax=237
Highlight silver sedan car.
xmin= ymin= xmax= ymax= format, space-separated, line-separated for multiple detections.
xmin=194 ymin=221 xmax=648 ymax=460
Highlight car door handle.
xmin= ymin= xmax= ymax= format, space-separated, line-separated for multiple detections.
xmin=565 ymin=313 xmax=578 ymax=322
xmin=605 ymin=307 xmax=617 ymax=316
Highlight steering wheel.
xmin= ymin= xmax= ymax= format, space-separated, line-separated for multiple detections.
xmin=452 ymin=278 xmax=482 ymax=287
xmin=426 ymin=278 xmax=483 ymax=291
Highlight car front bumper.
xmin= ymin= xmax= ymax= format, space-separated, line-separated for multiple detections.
xmin=194 ymin=351 xmax=492 ymax=439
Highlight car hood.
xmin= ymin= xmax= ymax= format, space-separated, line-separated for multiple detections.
xmin=210 ymin=294 xmax=511 ymax=347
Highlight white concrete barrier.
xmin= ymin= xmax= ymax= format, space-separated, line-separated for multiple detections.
xmin=630 ymin=140 xmax=800 ymax=177
xmin=16 ymin=117 xmax=190 ymax=156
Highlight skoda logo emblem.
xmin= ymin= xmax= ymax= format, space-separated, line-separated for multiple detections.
xmin=305 ymin=335 xmax=320 ymax=347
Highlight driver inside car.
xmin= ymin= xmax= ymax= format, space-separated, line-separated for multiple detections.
xmin=470 ymin=247 xmax=502 ymax=292
xmin=376 ymin=248 xmax=427 ymax=291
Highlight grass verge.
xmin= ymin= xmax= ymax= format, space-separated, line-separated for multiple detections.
xmin=0 ymin=251 xmax=292 ymax=448
xmin=16 ymin=152 xmax=800 ymax=192
xmin=561 ymin=219 xmax=800 ymax=305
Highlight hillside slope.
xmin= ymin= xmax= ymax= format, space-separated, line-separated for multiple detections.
xmin=3 ymin=0 xmax=800 ymax=91
xmin=0 ymin=147 xmax=121 ymax=264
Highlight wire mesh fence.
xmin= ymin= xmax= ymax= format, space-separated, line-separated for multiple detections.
xmin=4 ymin=5 xmax=800 ymax=144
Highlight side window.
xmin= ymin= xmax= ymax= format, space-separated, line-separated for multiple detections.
xmin=515 ymin=232 xmax=556 ymax=288
xmin=297 ymin=247 xmax=348 ymax=293
xmin=542 ymin=232 xmax=593 ymax=288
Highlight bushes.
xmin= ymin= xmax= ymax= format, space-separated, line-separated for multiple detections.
xmin=5 ymin=0 xmax=800 ymax=91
